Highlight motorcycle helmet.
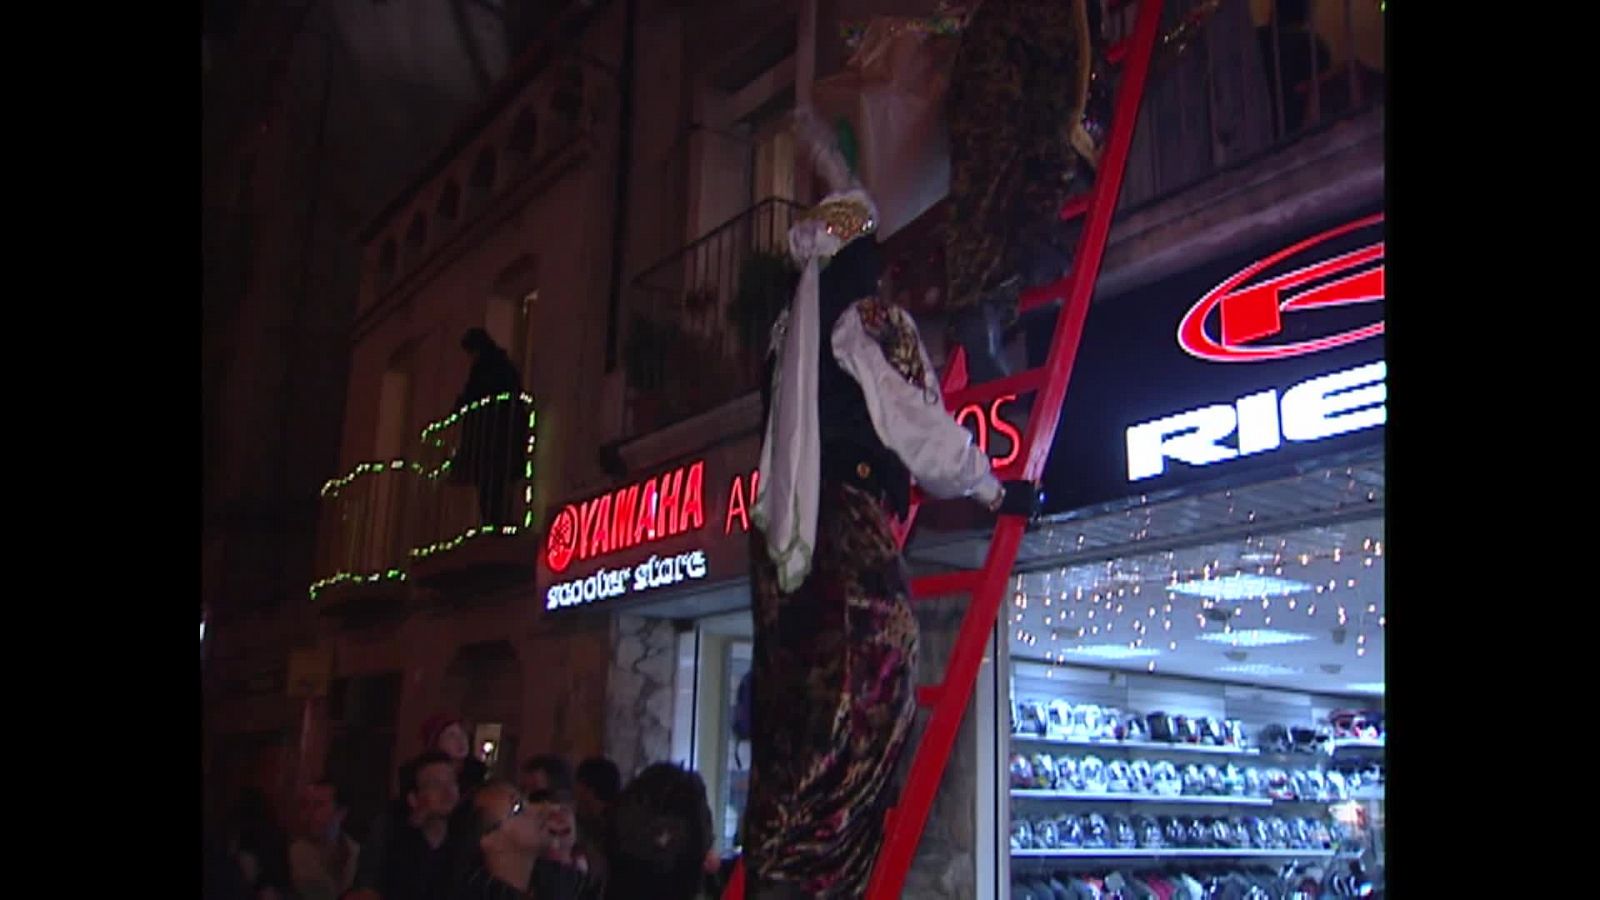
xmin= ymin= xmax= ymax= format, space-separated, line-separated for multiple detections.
xmin=1173 ymin=715 xmax=1199 ymax=744
xmin=1243 ymin=816 xmax=1270 ymax=848
xmin=1307 ymin=818 xmax=1333 ymax=849
xmin=1111 ymin=814 xmax=1138 ymax=848
xmin=1046 ymin=699 xmax=1075 ymax=740
xmin=1010 ymin=817 xmax=1034 ymax=850
xmin=1124 ymin=712 xmax=1150 ymax=743
xmin=1160 ymin=816 xmax=1188 ymax=847
xmin=1289 ymin=818 xmax=1313 ymax=849
xmin=1083 ymin=813 xmax=1110 ymax=848
xmin=1210 ymin=817 xmax=1235 ymax=847
xmin=1146 ymin=711 xmax=1175 ymax=743
xmin=1151 ymin=761 xmax=1182 ymax=796
xmin=1079 ymin=755 xmax=1108 ymax=792
xmin=1030 ymin=753 xmax=1059 ymax=790
xmin=1289 ymin=769 xmax=1314 ymax=801
xmin=1054 ymin=755 xmax=1080 ymax=791
xmin=1324 ymin=770 xmax=1348 ymax=800
xmin=1105 ymin=759 xmax=1133 ymax=793
xmin=1100 ymin=707 xmax=1124 ymax=740
xmin=1222 ymin=763 xmax=1246 ymax=796
xmin=1265 ymin=768 xmax=1296 ymax=800
xmin=1008 ymin=753 xmax=1034 ymax=788
xmin=1074 ymin=704 xmax=1104 ymax=740
xmin=1289 ymin=725 xmax=1319 ymax=753
xmin=1230 ymin=817 xmax=1252 ymax=848
xmin=1055 ymin=813 xmax=1085 ymax=848
xmin=1267 ymin=817 xmax=1293 ymax=848
xmin=1202 ymin=763 xmax=1224 ymax=795
xmin=1185 ymin=817 xmax=1209 ymax=847
xmin=1257 ymin=723 xmax=1291 ymax=753
xmin=1357 ymin=710 xmax=1384 ymax=739
xmin=1223 ymin=719 xmax=1246 ymax=747
xmin=1017 ymin=700 xmax=1049 ymax=736
xmin=1133 ymin=815 xmax=1163 ymax=848
xmin=1181 ymin=763 xmax=1207 ymax=795
xmin=1129 ymin=759 xmax=1154 ymax=793
xmin=1328 ymin=708 xmax=1359 ymax=738
xmin=1243 ymin=766 xmax=1266 ymax=796
xmin=1198 ymin=717 xmax=1225 ymax=746
xmin=1033 ymin=815 xmax=1061 ymax=849
xmin=1302 ymin=769 xmax=1328 ymax=801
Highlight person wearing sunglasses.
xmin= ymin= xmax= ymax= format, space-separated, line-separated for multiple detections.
xmin=457 ymin=781 xmax=598 ymax=900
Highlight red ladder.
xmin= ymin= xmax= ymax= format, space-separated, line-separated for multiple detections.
xmin=727 ymin=1 xmax=1167 ymax=895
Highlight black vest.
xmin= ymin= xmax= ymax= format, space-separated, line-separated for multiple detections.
xmin=761 ymin=239 xmax=912 ymax=516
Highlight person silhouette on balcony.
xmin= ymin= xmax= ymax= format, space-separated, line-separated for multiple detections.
xmin=454 ymin=328 xmax=526 ymax=526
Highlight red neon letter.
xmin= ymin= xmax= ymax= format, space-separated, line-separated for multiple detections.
xmin=590 ymin=494 xmax=613 ymax=557
xmin=989 ymin=395 xmax=1021 ymax=469
xmin=681 ymin=461 xmax=705 ymax=532
xmin=956 ymin=403 xmax=989 ymax=455
xmin=611 ymin=484 xmax=639 ymax=552
xmin=724 ymin=474 xmax=748 ymax=536
xmin=633 ymin=478 xmax=659 ymax=545
xmin=658 ymin=467 xmax=684 ymax=537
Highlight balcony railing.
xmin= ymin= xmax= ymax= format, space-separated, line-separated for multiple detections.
xmin=309 ymin=392 xmax=537 ymax=604
xmin=310 ymin=461 xmax=420 ymax=602
xmin=622 ymin=197 xmax=802 ymax=435
xmin=410 ymin=392 xmax=538 ymax=564
xmin=617 ymin=0 xmax=1384 ymax=440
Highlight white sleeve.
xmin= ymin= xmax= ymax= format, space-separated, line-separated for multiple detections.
xmin=831 ymin=301 xmax=1004 ymax=505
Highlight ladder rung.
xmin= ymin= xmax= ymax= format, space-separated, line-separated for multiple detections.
xmin=943 ymin=366 xmax=1046 ymax=412
xmin=910 ymin=569 xmax=983 ymax=599
xmin=1017 ymin=269 xmax=1078 ymax=316
xmin=1107 ymin=38 xmax=1130 ymax=64
xmin=915 ymin=685 xmax=944 ymax=709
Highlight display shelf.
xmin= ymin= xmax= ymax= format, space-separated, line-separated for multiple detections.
xmin=1010 ymin=735 xmax=1261 ymax=756
xmin=1011 ymin=789 xmax=1273 ymax=807
xmin=1011 ymin=847 xmax=1339 ymax=860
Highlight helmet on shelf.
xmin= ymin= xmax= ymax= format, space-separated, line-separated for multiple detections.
xmin=1105 ymin=759 xmax=1134 ymax=793
xmin=1008 ymin=753 xmax=1034 ymax=789
xmin=1046 ymin=699 xmax=1075 ymax=740
xmin=1181 ymin=763 xmax=1207 ymax=795
xmin=1029 ymin=754 xmax=1058 ymax=790
xmin=1079 ymin=755 xmax=1108 ymax=792
xmin=1222 ymin=763 xmax=1247 ymax=796
xmin=1010 ymin=817 xmax=1034 ymax=850
xmin=1151 ymin=761 xmax=1182 ymax=797
xmin=1202 ymin=763 xmax=1225 ymax=795
xmin=1129 ymin=759 xmax=1154 ymax=793
xmin=1084 ymin=813 xmax=1111 ymax=848
xmin=1055 ymin=813 xmax=1085 ymax=848
xmin=1112 ymin=814 xmax=1138 ymax=849
xmin=1054 ymin=755 xmax=1080 ymax=791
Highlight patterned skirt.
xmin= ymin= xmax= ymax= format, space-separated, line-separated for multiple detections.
xmin=742 ymin=481 xmax=919 ymax=899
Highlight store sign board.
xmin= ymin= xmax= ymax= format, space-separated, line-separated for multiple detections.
xmin=1037 ymin=210 xmax=1386 ymax=514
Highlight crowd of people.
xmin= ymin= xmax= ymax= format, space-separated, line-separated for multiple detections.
xmin=208 ymin=714 xmax=724 ymax=900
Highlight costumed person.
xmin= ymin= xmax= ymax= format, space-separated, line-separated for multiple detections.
xmin=942 ymin=0 xmax=1221 ymax=384
xmin=943 ymin=0 xmax=1097 ymax=385
xmin=740 ymin=106 xmax=1037 ymax=899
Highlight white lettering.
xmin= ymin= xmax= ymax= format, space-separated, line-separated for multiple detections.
xmin=549 ymin=551 xmax=711 ymax=610
xmin=1281 ymin=361 xmax=1386 ymax=442
xmin=1126 ymin=405 xmax=1239 ymax=481
xmin=1125 ymin=361 xmax=1385 ymax=482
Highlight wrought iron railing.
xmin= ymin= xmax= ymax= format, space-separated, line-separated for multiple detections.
xmin=623 ymin=197 xmax=802 ymax=435
xmin=409 ymin=392 xmax=538 ymax=562
xmin=309 ymin=392 xmax=537 ymax=600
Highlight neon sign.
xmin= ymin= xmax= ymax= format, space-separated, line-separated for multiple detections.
xmin=955 ymin=394 xmax=1022 ymax=469
xmin=1178 ymin=213 xmax=1384 ymax=363
xmin=546 ymin=460 xmax=706 ymax=574
xmin=545 ymin=550 xmax=710 ymax=609
xmin=1126 ymin=360 xmax=1386 ymax=481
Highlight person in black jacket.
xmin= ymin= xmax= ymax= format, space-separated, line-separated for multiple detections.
xmin=453 ymin=328 xmax=527 ymax=525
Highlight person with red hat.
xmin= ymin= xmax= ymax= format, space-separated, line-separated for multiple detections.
xmin=420 ymin=713 xmax=490 ymax=807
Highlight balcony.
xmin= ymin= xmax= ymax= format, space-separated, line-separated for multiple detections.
xmin=310 ymin=461 xmax=420 ymax=612
xmin=309 ymin=392 xmax=538 ymax=608
xmin=616 ymin=0 xmax=1382 ymax=440
xmin=621 ymin=197 xmax=801 ymax=438
xmin=407 ymin=392 xmax=540 ymax=594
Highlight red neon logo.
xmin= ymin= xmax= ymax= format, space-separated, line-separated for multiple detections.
xmin=1178 ymin=213 xmax=1384 ymax=362
xmin=545 ymin=460 xmax=706 ymax=574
